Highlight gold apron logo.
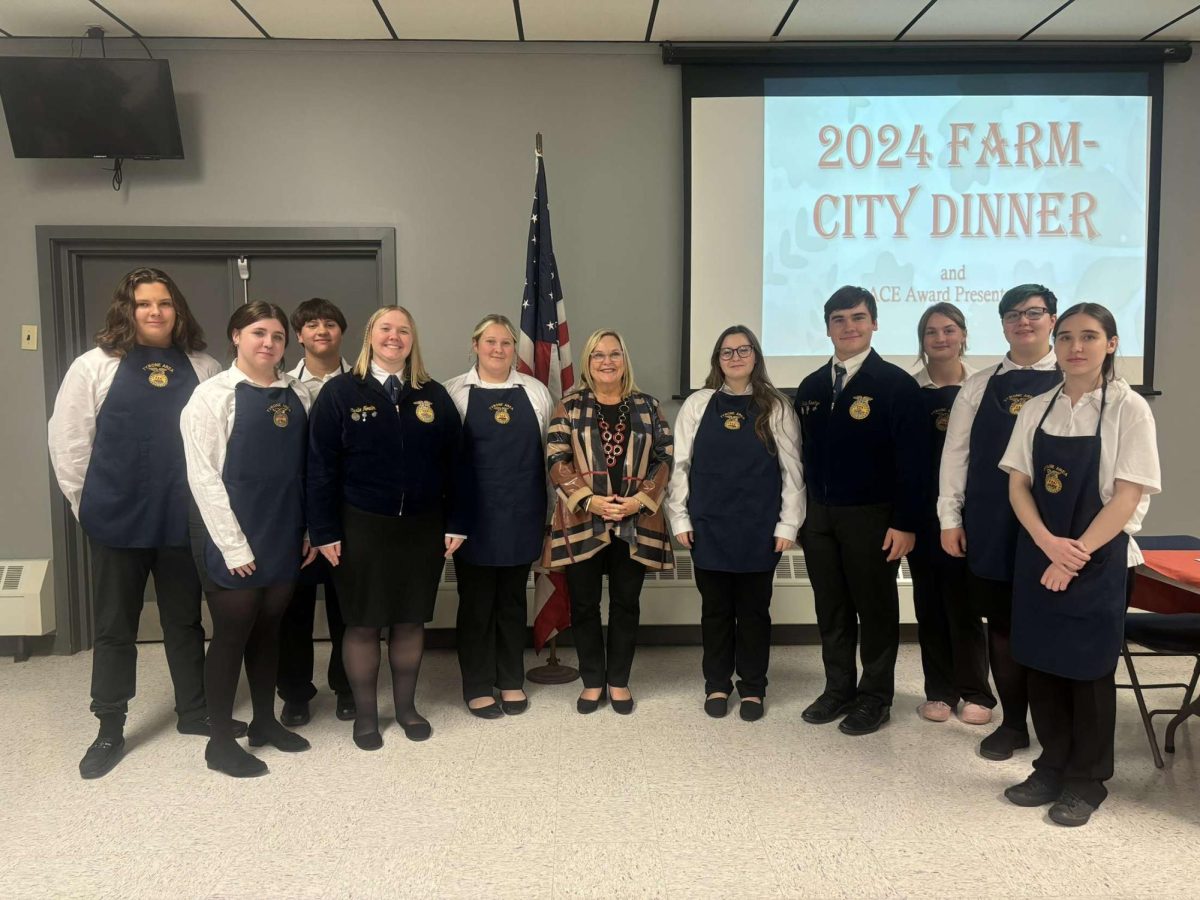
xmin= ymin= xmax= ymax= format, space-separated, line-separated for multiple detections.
xmin=350 ymin=404 xmax=377 ymax=422
xmin=934 ymin=408 xmax=951 ymax=432
xmin=722 ymin=411 xmax=744 ymax=431
xmin=848 ymin=396 xmax=873 ymax=420
xmin=1006 ymin=393 xmax=1033 ymax=415
xmin=491 ymin=403 xmax=513 ymax=425
xmin=143 ymin=362 xmax=174 ymax=388
xmin=1043 ymin=464 xmax=1068 ymax=494
xmin=269 ymin=403 xmax=291 ymax=428
xmin=414 ymin=400 xmax=435 ymax=424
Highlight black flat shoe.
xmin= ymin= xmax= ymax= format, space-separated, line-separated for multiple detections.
xmin=335 ymin=694 xmax=357 ymax=721
xmin=280 ymin=701 xmax=311 ymax=728
xmin=205 ymin=739 xmax=268 ymax=778
xmin=577 ymin=689 xmax=606 ymax=714
xmin=740 ymin=699 xmax=764 ymax=722
xmin=500 ymin=696 xmax=529 ymax=715
xmin=353 ymin=730 xmax=383 ymax=751
xmin=801 ymin=693 xmax=855 ymax=725
xmin=611 ymin=697 xmax=635 ymax=715
xmin=79 ymin=735 xmax=125 ymax=780
xmin=1048 ymin=790 xmax=1096 ymax=827
xmin=1004 ymin=771 xmax=1061 ymax=807
xmin=979 ymin=726 xmax=1031 ymax=761
xmin=177 ymin=716 xmax=249 ymax=738
xmin=838 ymin=699 xmax=890 ymax=736
xmin=247 ymin=720 xmax=311 ymax=752
xmin=704 ymin=694 xmax=729 ymax=718
xmin=400 ymin=718 xmax=432 ymax=742
xmin=468 ymin=702 xmax=504 ymax=720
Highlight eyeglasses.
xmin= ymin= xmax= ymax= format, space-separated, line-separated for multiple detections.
xmin=719 ymin=346 xmax=754 ymax=360
xmin=1002 ymin=307 xmax=1050 ymax=325
xmin=589 ymin=351 xmax=624 ymax=363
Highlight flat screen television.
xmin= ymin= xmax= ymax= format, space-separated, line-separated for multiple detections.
xmin=0 ymin=57 xmax=184 ymax=159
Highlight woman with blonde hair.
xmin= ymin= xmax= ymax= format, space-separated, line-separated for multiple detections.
xmin=307 ymin=306 xmax=470 ymax=749
xmin=543 ymin=329 xmax=673 ymax=715
xmin=445 ymin=314 xmax=553 ymax=718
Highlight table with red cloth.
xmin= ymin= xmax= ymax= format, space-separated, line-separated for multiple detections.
xmin=1131 ymin=535 xmax=1200 ymax=613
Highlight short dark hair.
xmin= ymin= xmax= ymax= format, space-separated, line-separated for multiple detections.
xmin=823 ymin=285 xmax=877 ymax=325
xmin=1054 ymin=302 xmax=1119 ymax=382
xmin=999 ymin=283 xmax=1057 ymax=317
xmin=290 ymin=298 xmax=347 ymax=334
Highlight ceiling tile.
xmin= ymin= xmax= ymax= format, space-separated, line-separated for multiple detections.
xmin=240 ymin=0 xmax=392 ymax=39
xmin=103 ymin=0 xmax=261 ymax=37
xmin=0 ymin=0 xmax=132 ymax=37
xmin=1152 ymin=10 xmax=1200 ymax=40
xmin=376 ymin=0 xmax=516 ymax=40
xmin=903 ymin=0 xmax=1066 ymax=40
xmin=519 ymin=0 xmax=650 ymax=41
xmin=777 ymin=0 xmax=933 ymax=40
xmin=651 ymin=0 xmax=792 ymax=41
xmin=1029 ymin=0 xmax=1200 ymax=39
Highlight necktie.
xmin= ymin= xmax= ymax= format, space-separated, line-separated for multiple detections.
xmin=831 ymin=364 xmax=846 ymax=407
xmin=385 ymin=374 xmax=400 ymax=405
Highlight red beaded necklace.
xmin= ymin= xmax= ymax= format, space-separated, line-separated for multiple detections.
xmin=597 ymin=399 xmax=630 ymax=468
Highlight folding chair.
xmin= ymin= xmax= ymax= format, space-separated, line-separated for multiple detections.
xmin=1120 ymin=613 xmax=1200 ymax=769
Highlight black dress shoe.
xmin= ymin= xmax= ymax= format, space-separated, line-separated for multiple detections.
xmin=247 ymin=720 xmax=311 ymax=752
xmin=205 ymin=739 xmax=268 ymax=778
xmin=979 ymin=725 xmax=1031 ymax=761
xmin=801 ymin=693 xmax=855 ymax=725
xmin=1048 ymin=790 xmax=1097 ymax=827
xmin=79 ymin=736 xmax=125 ymax=780
xmin=704 ymin=694 xmax=729 ymax=718
xmin=280 ymin=701 xmax=311 ymax=728
xmin=500 ymin=696 xmax=529 ymax=715
xmin=469 ymin=701 xmax=504 ymax=720
xmin=1004 ymin=771 xmax=1061 ymax=807
xmin=611 ymin=695 xmax=635 ymax=715
xmin=400 ymin=718 xmax=432 ymax=742
xmin=740 ymin=699 xmax=764 ymax=722
xmin=335 ymin=694 xmax=357 ymax=721
xmin=838 ymin=699 xmax=890 ymax=735
xmin=353 ymin=730 xmax=383 ymax=751
xmin=577 ymin=689 xmax=606 ymax=714
xmin=176 ymin=716 xmax=249 ymax=738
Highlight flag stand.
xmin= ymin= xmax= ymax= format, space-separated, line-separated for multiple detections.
xmin=527 ymin=635 xmax=579 ymax=684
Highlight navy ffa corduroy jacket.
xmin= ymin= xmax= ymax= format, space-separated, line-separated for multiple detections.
xmin=306 ymin=372 xmax=471 ymax=546
xmin=793 ymin=348 xmax=928 ymax=533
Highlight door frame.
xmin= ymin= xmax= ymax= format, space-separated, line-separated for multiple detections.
xmin=36 ymin=225 xmax=397 ymax=654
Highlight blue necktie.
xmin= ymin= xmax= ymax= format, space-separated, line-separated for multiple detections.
xmin=831 ymin=364 xmax=846 ymax=407
xmin=385 ymin=374 xmax=400 ymax=405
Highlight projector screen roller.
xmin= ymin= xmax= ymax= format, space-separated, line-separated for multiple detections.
xmin=686 ymin=70 xmax=1161 ymax=392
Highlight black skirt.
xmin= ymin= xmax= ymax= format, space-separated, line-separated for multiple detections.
xmin=333 ymin=503 xmax=446 ymax=627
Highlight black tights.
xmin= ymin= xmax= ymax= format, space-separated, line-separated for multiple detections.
xmin=205 ymin=583 xmax=294 ymax=743
xmin=988 ymin=623 xmax=1029 ymax=733
xmin=343 ymin=623 xmax=426 ymax=737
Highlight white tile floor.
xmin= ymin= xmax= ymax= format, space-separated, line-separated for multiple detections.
xmin=0 ymin=643 xmax=1196 ymax=899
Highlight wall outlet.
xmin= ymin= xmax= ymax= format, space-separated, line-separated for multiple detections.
xmin=20 ymin=325 xmax=38 ymax=351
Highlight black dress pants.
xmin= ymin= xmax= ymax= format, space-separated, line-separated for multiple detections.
xmin=799 ymin=501 xmax=900 ymax=705
xmin=455 ymin=560 xmax=532 ymax=701
xmin=277 ymin=560 xmax=350 ymax=703
xmin=88 ymin=539 xmax=207 ymax=729
xmin=907 ymin=548 xmax=994 ymax=708
xmin=565 ymin=538 xmax=647 ymax=689
xmin=1029 ymin=667 xmax=1116 ymax=808
xmin=696 ymin=568 xmax=773 ymax=698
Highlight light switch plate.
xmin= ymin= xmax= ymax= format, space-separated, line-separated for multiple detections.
xmin=21 ymin=325 xmax=38 ymax=351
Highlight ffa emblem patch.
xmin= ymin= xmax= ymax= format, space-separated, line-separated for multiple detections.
xmin=722 ymin=412 xmax=744 ymax=431
xmin=934 ymin=408 xmax=951 ymax=432
xmin=1006 ymin=394 xmax=1033 ymax=415
xmin=848 ymin=396 xmax=873 ymax=420
xmin=491 ymin=403 xmax=513 ymax=425
xmin=415 ymin=400 xmax=435 ymax=424
xmin=144 ymin=362 xmax=173 ymax=388
xmin=1043 ymin=465 xmax=1068 ymax=494
xmin=269 ymin=403 xmax=291 ymax=428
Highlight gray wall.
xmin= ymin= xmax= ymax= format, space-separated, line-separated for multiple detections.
xmin=1 ymin=40 xmax=1197 ymax=583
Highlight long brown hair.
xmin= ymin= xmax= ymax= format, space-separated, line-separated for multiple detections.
xmin=916 ymin=302 xmax=968 ymax=365
xmin=705 ymin=325 xmax=787 ymax=455
xmin=1054 ymin=302 xmax=1119 ymax=382
xmin=227 ymin=301 xmax=290 ymax=370
xmin=353 ymin=306 xmax=431 ymax=389
xmin=95 ymin=267 xmax=206 ymax=356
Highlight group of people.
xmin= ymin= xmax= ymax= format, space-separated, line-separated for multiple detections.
xmin=47 ymin=268 xmax=1160 ymax=828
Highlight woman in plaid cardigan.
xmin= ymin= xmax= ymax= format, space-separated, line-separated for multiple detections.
xmin=542 ymin=329 xmax=674 ymax=715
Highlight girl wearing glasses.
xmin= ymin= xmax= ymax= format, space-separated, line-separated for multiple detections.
xmin=666 ymin=326 xmax=803 ymax=720
xmin=938 ymin=285 xmax=1062 ymax=762
xmin=999 ymin=303 xmax=1159 ymax=826
xmin=542 ymin=329 xmax=674 ymax=715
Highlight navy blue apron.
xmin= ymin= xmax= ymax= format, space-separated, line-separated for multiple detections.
xmin=456 ymin=384 xmax=546 ymax=567
xmin=79 ymin=344 xmax=199 ymax=548
xmin=1012 ymin=384 xmax=1129 ymax=680
xmin=916 ymin=383 xmax=962 ymax=562
xmin=204 ymin=382 xmax=307 ymax=590
xmin=688 ymin=392 xmax=783 ymax=573
xmin=963 ymin=364 xmax=1061 ymax=581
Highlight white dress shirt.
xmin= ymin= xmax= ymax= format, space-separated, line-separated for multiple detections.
xmin=913 ymin=359 xmax=976 ymax=389
xmin=830 ymin=346 xmax=872 ymax=388
xmin=180 ymin=364 xmax=313 ymax=569
xmin=937 ymin=349 xmax=1058 ymax=529
xmin=288 ymin=357 xmax=349 ymax=399
xmin=443 ymin=366 xmax=554 ymax=442
xmin=999 ymin=378 xmax=1160 ymax=566
xmin=666 ymin=384 xmax=806 ymax=541
xmin=48 ymin=346 xmax=222 ymax=519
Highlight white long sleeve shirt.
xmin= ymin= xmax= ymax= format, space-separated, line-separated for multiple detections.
xmin=48 ymin=346 xmax=222 ymax=519
xmin=180 ymin=364 xmax=312 ymax=569
xmin=937 ymin=350 xmax=1058 ymax=529
xmin=443 ymin=366 xmax=554 ymax=442
xmin=666 ymin=386 xmax=805 ymax=541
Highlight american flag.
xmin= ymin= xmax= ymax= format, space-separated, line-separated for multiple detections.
xmin=518 ymin=144 xmax=573 ymax=652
